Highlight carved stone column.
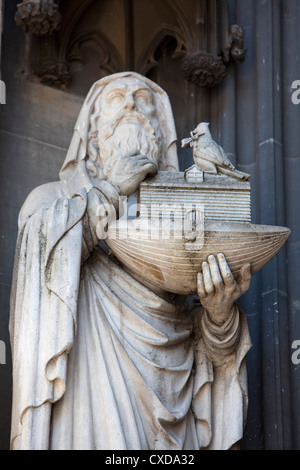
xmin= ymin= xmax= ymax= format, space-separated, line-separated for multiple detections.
xmin=15 ymin=0 xmax=62 ymax=36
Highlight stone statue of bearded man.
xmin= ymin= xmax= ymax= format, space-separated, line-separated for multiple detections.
xmin=9 ymin=72 xmax=252 ymax=450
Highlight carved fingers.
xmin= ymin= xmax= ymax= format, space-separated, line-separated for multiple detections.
xmin=134 ymin=154 xmax=158 ymax=177
xmin=197 ymin=253 xmax=252 ymax=323
xmin=197 ymin=253 xmax=234 ymax=297
xmin=108 ymin=150 xmax=158 ymax=196
xmin=121 ymin=149 xmax=157 ymax=173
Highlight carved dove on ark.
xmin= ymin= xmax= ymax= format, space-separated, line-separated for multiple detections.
xmin=181 ymin=122 xmax=250 ymax=181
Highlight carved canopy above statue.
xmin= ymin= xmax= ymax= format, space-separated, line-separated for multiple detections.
xmin=14 ymin=0 xmax=247 ymax=168
xmin=16 ymin=0 xmax=246 ymax=92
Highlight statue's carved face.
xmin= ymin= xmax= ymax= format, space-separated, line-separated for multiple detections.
xmin=99 ymin=77 xmax=156 ymax=124
xmin=96 ymin=77 xmax=162 ymax=176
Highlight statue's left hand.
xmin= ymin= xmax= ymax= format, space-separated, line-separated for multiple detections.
xmin=197 ymin=253 xmax=251 ymax=324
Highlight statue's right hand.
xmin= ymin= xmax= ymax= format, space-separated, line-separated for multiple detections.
xmin=107 ymin=149 xmax=158 ymax=196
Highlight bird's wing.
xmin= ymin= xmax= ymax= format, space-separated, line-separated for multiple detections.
xmin=216 ymin=144 xmax=235 ymax=169
xmin=194 ymin=140 xmax=233 ymax=167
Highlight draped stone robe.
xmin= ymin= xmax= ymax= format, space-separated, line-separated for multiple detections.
xmin=9 ymin=177 xmax=251 ymax=450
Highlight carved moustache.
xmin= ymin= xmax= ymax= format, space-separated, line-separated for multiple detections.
xmin=99 ymin=111 xmax=157 ymax=142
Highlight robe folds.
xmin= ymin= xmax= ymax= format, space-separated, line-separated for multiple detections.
xmin=9 ymin=180 xmax=251 ymax=450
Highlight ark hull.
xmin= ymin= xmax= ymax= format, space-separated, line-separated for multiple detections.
xmin=106 ymin=219 xmax=290 ymax=295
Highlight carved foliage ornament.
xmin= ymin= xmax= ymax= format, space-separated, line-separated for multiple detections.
xmin=33 ymin=60 xmax=70 ymax=88
xmin=15 ymin=0 xmax=62 ymax=36
xmin=181 ymin=24 xmax=247 ymax=88
xmin=181 ymin=52 xmax=228 ymax=88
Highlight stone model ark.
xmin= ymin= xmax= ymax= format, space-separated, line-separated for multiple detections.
xmin=106 ymin=122 xmax=290 ymax=295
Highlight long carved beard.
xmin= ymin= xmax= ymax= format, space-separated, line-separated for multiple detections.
xmin=98 ymin=113 xmax=162 ymax=177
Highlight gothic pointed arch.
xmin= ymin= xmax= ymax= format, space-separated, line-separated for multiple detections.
xmin=136 ymin=24 xmax=186 ymax=76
